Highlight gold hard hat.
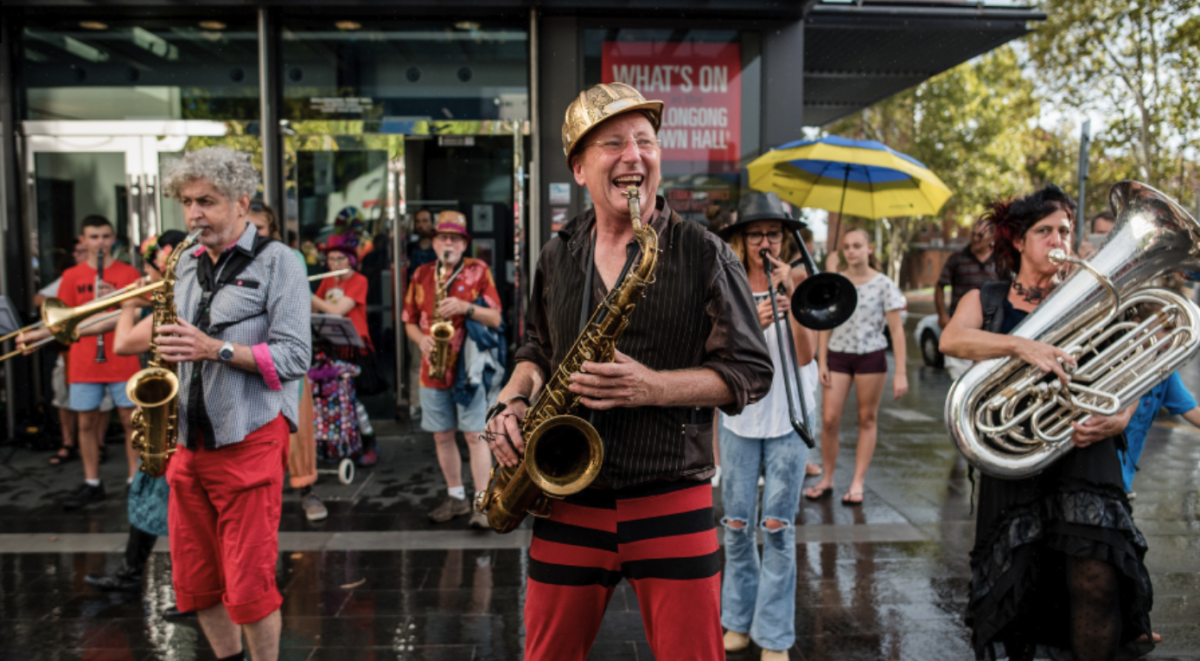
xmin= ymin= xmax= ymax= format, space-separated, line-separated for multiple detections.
xmin=562 ymin=82 xmax=664 ymax=165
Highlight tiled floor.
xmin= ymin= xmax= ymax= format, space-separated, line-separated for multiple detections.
xmin=2 ymin=317 xmax=1198 ymax=660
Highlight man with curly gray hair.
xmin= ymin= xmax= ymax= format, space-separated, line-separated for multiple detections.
xmin=115 ymin=146 xmax=310 ymax=661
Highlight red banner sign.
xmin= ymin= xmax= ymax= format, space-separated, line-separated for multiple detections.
xmin=602 ymin=41 xmax=742 ymax=164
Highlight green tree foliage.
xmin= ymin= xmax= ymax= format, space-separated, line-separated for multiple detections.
xmin=827 ymin=45 xmax=1052 ymax=278
xmin=1027 ymin=0 xmax=1200 ymax=191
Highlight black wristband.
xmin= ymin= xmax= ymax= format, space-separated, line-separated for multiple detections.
xmin=484 ymin=402 xmax=508 ymax=426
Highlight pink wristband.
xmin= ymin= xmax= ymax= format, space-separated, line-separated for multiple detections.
xmin=252 ymin=343 xmax=283 ymax=391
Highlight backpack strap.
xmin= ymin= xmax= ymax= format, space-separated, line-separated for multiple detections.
xmin=979 ymin=281 xmax=1010 ymax=334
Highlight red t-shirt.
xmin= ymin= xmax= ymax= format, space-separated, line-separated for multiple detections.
xmin=56 ymin=260 xmax=143 ymax=384
xmin=402 ymin=258 xmax=501 ymax=389
xmin=316 ymin=272 xmax=370 ymax=342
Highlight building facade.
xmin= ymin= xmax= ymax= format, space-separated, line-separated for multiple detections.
xmin=0 ymin=0 xmax=1043 ymax=437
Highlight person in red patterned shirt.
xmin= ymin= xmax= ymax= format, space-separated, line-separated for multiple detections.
xmin=402 ymin=211 xmax=502 ymax=527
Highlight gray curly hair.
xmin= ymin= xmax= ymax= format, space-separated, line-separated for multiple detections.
xmin=162 ymin=147 xmax=260 ymax=202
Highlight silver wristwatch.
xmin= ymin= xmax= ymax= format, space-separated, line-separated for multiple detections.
xmin=218 ymin=342 xmax=235 ymax=362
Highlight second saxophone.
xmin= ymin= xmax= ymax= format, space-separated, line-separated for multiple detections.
xmin=427 ymin=251 xmax=455 ymax=381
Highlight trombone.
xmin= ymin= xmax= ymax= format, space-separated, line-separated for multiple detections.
xmin=757 ymin=230 xmax=859 ymax=448
xmin=0 ymin=268 xmax=356 ymax=363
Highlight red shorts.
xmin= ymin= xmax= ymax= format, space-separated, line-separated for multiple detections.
xmin=827 ymin=349 xmax=888 ymax=375
xmin=166 ymin=415 xmax=289 ymax=624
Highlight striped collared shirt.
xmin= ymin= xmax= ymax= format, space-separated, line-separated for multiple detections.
xmin=173 ymin=223 xmax=312 ymax=449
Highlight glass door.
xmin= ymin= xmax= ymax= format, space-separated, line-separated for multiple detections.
xmin=287 ymin=132 xmax=405 ymax=417
xmin=287 ymin=120 xmax=528 ymax=419
xmin=23 ymin=121 xmax=262 ymax=284
xmin=23 ymin=134 xmax=147 ymax=290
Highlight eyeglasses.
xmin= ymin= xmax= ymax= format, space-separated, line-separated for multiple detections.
xmin=249 ymin=201 xmax=264 ymax=212
xmin=591 ymin=137 xmax=660 ymax=156
xmin=744 ymin=230 xmax=784 ymax=245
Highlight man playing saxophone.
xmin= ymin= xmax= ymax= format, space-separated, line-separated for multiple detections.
xmin=112 ymin=147 xmax=311 ymax=661
xmin=482 ymin=82 xmax=773 ymax=660
xmin=402 ymin=210 xmax=503 ymax=528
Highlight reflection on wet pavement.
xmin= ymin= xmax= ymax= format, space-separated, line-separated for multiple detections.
xmin=2 ymin=323 xmax=1198 ymax=660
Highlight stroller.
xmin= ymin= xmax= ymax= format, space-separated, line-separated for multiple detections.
xmin=308 ymin=350 xmax=374 ymax=485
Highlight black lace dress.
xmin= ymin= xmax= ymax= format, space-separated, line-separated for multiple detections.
xmin=967 ymin=300 xmax=1155 ymax=660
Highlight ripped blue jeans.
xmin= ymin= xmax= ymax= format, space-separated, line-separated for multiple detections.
xmin=718 ymin=423 xmax=808 ymax=651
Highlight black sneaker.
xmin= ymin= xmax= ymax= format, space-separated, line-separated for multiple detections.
xmin=84 ymin=561 xmax=142 ymax=593
xmin=64 ymin=482 xmax=106 ymax=511
xmin=163 ymin=605 xmax=196 ymax=620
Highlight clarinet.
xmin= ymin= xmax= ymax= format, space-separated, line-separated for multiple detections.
xmin=94 ymin=253 xmax=107 ymax=363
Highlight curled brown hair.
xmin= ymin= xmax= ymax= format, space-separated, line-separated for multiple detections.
xmin=984 ymin=184 xmax=1076 ymax=279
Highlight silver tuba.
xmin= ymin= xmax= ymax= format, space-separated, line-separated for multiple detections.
xmin=946 ymin=181 xmax=1200 ymax=479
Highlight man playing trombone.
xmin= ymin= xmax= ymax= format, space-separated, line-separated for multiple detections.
xmin=18 ymin=215 xmax=142 ymax=509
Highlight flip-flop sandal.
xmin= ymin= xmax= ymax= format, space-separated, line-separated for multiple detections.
xmin=805 ymin=486 xmax=833 ymax=501
xmin=841 ymin=491 xmax=864 ymax=506
xmin=49 ymin=445 xmax=77 ymax=466
xmin=805 ymin=463 xmax=822 ymax=476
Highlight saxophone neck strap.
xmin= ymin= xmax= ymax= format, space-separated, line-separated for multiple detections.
xmin=195 ymin=235 xmax=276 ymax=335
xmin=579 ymin=225 xmax=641 ymax=335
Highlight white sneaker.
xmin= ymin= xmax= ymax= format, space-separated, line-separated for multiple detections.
xmin=724 ymin=630 xmax=750 ymax=652
xmin=711 ymin=465 xmax=722 ymax=487
xmin=758 ymin=475 xmax=765 ymax=487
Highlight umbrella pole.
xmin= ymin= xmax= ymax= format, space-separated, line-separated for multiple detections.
xmin=830 ymin=167 xmax=850 ymax=267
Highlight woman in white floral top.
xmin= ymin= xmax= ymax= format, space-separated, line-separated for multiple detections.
xmin=804 ymin=228 xmax=907 ymax=505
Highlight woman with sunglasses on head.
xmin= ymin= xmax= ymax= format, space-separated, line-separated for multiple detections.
xmin=804 ymin=228 xmax=907 ymax=506
xmin=940 ymin=185 xmax=1154 ymax=660
xmin=714 ymin=192 xmax=817 ymax=661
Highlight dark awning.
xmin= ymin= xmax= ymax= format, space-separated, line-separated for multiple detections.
xmin=805 ymin=2 xmax=1046 ymax=126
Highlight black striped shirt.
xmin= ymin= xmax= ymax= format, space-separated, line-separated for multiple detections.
xmin=516 ymin=198 xmax=773 ymax=489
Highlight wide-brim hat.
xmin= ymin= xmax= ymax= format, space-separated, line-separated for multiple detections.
xmin=718 ymin=191 xmax=807 ymax=240
xmin=562 ymin=82 xmax=664 ymax=166
xmin=433 ymin=210 xmax=471 ymax=241
xmin=320 ymin=232 xmax=361 ymax=267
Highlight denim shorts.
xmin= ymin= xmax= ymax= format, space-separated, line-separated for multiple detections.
xmin=70 ymin=381 xmax=134 ymax=411
xmin=419 ymin=385 xmax=488 ymax=433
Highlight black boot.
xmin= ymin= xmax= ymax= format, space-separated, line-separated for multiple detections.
xmin=84 ymin=526 xmax=155 ymax=593
xmin=84 ymin=560 xmax=143 ymax=592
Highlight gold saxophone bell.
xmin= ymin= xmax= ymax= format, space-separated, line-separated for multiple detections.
xmin=127 ymin=230 xmax=201 ymax=478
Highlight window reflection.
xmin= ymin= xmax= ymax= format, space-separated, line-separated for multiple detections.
xmin=281 ymin=20 xmax=528 ymax=122
xmin=22 ymin=17 xmax=260 ymax=120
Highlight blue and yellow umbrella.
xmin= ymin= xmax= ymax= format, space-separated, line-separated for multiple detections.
xmin=747 ymin=135 xmax=952 ymax=246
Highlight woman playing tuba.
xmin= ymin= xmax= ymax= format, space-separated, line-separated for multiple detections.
xmin=940 ymin=184 xmax=1156 ymax=660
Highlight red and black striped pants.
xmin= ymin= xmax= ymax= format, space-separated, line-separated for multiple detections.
xmin=525 ymin=480 xmax=723 ymax=660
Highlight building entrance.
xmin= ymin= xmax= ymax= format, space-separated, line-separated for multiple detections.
xmin=286 ymin=120 xmax=528 ymax=417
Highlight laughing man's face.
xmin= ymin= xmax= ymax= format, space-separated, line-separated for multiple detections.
xmin=571 ymin=112 xmax=661 ymax=224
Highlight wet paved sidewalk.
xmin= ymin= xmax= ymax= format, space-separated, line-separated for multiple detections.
xmin=2 ymin=332 xmax=1199 ymax=660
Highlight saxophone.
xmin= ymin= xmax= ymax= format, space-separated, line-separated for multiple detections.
xmin=427 ymin=251 xmax=455 ymax=381
xmin=475 ymin=187 xmax=658 ymax=533
xmin=127 ymin=230 xmax=201 ymax=478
